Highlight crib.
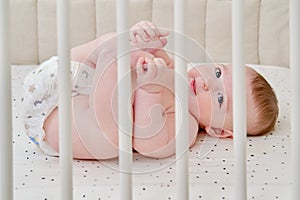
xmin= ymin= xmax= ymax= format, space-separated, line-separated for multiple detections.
xmin=1 ymin=0 xmax=299 ymax=200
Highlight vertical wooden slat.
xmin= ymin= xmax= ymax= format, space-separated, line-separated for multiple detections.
xmin=232 ymin=0 xmax=247 ymax=199
xmin=116 ymin=0 xmax=133 ymax=199
xmin=290 ymin=0 xmax=300 ymax=199
xmin=0 ymin=0 xmax=13 ymax=199
xmin=57 ymin=0 xmax=73 ymax=199
xmin=174 ymin=0 xmax=190 ymax=199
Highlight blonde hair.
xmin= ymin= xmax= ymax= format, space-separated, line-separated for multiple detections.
xmin=248 ymin=71 xmax=279 ymax=135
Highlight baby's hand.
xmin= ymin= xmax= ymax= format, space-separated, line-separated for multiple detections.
xmin=130 ymin=21 xmax=169 ymax=53
xmin=136 ymin=57 xmax=169 ymax=93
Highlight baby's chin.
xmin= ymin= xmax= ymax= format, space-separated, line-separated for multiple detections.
xmin=188 ymin=93 xmax=197 ymax=105
xmin=188 ymin=97 xmax=200 ymax=120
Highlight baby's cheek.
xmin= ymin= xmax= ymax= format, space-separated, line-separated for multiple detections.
xmin=189 ymin=99 xmax=198 ymax=112
xmin=198 ymin=96 xmax=212 ymax=122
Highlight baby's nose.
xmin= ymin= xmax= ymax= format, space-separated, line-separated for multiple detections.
xmin=203 ymin=84 xmax=208 ymax=91
xmin=202 ymin=83 xmax=208 ymax=91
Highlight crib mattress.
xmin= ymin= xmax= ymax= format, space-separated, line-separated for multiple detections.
xmin=12 ymin=64 xmax=291 ymax=200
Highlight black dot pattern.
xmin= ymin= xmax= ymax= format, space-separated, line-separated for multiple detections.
xmin=12 ymin=65 xmax=291 ymax=199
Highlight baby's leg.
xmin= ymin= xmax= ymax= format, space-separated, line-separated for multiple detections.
xmin=71 ymin=26 xmax=167 ymax=69
xmin=43 ymin=107 xmax=95 ymax=159
xmin=71 ymin=34 xmax=154 ymax=68
xmin=44 ymin=96 xmax=119 ymax=160
xmin=71 ymin=32 xmax=117 ymax=68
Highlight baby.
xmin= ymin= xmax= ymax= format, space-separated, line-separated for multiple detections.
xmin=21 ymin=21 xmax=279 ymax=159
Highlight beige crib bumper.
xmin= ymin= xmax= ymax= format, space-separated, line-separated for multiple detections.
xmin=10 ymin=0 xmax=289 ymax=67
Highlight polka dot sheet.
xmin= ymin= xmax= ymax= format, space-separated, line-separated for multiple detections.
xmin=12 ymin=64 xmax=291 ymax=200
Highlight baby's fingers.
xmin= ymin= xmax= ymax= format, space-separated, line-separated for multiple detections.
xmin=136 ymin=57 xmax=158 ymax=82
xmin=143 ymin=21 xmax=169 ymax=40
xmin=135 ymin=35 xmax=167 ymax=52
xmin=153 ymin=58 xmax=167 ymax=68
xmin=136 ymin=57 xmax=146 ymax=75
xmin=130 ymin=27 xmax=150 ymax=43
xmin=143 ymin=21 xmax=159 ymax=40
xmin=129 ymin=32 xmax=137 ymax=44
xmin=157 ymin=28 xmax=169 ymax=37
xmin=144 ymin=58 xmax=157 ymax=77
xmin=137 ymin=27 xmax=150 ymax=42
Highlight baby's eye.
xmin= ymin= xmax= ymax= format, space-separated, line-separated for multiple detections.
xmin=218 ymin=93 xmax=224 ymax=108
xmin=215 ymin=67 xmax=222 ymax=78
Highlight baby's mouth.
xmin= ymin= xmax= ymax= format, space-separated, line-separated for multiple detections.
xmin=190 ymin=78 xmax=197 ymax=95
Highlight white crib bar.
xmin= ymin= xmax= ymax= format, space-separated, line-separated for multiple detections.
xmin=290 ymin=0 xmax=300 ymax=199
xmin=57 ymin=0 xmax=73 ymax=199
xmin=174 ymin=0 xmax=190 ymax=199
xmin=232 ymin=0 xmax=247 ymax=199
xmin=116 ymin=1 xmax=133 ymax=199
xmin=0 ymin=0 xmax=13 ymax=199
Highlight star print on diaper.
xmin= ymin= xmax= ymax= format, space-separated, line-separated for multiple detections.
xmin=28 ymin=84 xmax=36 ymax=93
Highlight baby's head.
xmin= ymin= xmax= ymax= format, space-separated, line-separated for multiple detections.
xmin=245 ymin=68 xmax=279 ymax=135
xmin=188 ymin=64 xmax=278 ymax=137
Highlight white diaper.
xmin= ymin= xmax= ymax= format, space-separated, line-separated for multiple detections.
xmin=21 ymin=56 xmax=95 ymax=156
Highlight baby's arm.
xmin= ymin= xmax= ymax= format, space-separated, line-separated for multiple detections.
xmin=152 ymin=49 xmax=174 ymax=69
xmin=133 ymin=57 xmax=197 ymax=158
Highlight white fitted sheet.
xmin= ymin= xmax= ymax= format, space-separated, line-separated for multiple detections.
xmin=12 ymin=64 xmax=291 ymax=200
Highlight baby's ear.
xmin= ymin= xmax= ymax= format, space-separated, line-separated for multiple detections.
xmin=205 ymin=127 xmax=233 ymax=138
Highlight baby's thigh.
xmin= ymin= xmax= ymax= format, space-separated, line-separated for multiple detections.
xmin=43 ymin=108 xmax=59 ymax=152
xmin=43 ymin=107 xmax=92 ymax=159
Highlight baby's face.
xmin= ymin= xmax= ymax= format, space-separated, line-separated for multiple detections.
xmin=188 ymin=64 xmax=255 ymax=132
